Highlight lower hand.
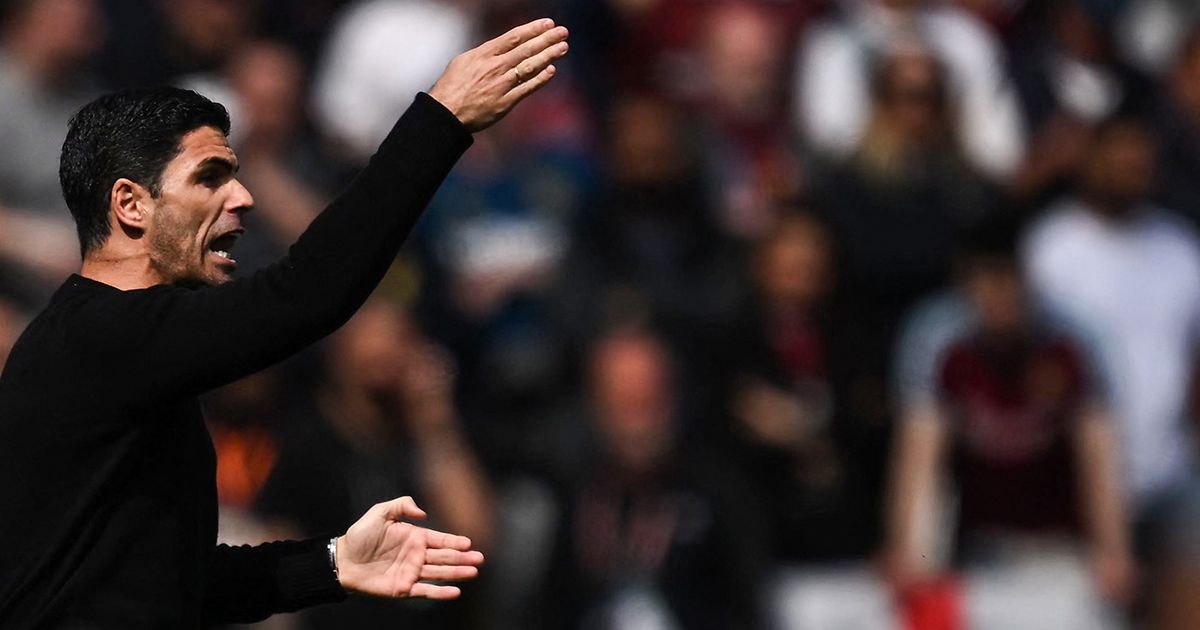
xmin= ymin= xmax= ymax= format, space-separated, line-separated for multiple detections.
xmin=336 ymin=496 xmax=485 ymax=599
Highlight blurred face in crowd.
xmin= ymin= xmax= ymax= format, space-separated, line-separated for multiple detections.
xmin=143 ymin=126 xmax=254 ymax=286
xmin=590 ymin=332 xmax=675 ymax=474
xmin=328 ymin=301 xmax=414 ymax=398
xmin=1079 ymin=121 xmax=1156 ymax=216
xmin=229 ymin=41 xmax=305 ymax=150
xmin=206 ymin=370 xmax=279 ymax=428
xmin=4 ymin=0 xmax=104 ymax=82
xmin=701 ymin=3 xmax=783 ymax=118
xmin=1172 ymin=33 xmax=1200 ymax=122
xmin=610 ymin=95 xmax=687 ymax=185
xmin=875 ymin=47 xmax=948 ymax=144
xmin=164 ymin=0 xmax=255 ymax=66
xmin=754 ymin=214 xmax=832 ymax=309
xmin=963 ymin=258 xmax=1026 ymax=336
xmin=1053 ymin=1 xmax=1108 ymax=62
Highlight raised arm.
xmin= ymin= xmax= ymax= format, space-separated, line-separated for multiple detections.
xmin=104 ymin=21 xmax=569 ymax=401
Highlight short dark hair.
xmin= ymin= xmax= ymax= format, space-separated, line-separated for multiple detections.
xmin=59 ymin=87 xmax=230 ymax=256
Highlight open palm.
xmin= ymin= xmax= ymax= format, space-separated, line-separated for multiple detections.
xmin=336 ymin=496 xmax=484 ymax=600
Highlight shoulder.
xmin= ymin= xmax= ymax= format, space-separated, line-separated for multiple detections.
xmin=1022 ymin=201 xmax=1098 ymax=265
xmin=893 ymin=291 xmax=976 ymax=403
xmin=1141 ymin=207 xmax=1200 ymax=252
xmin=1026 ymin=200 xmax=1092 ymax=240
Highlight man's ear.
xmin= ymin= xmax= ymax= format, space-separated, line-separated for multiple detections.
xmin=110 ymin=178 xmax=152 ymax=234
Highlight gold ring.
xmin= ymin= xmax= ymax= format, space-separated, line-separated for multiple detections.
xmin=513 ymin=66 xmax=527 ymax=83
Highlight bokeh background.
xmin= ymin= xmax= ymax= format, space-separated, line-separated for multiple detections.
xmin=6 ymin=0 xmax=1200 ymax=628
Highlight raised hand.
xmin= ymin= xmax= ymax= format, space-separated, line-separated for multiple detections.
xmin=335 ymin=496 xmax=485 ymax=600
xmin=428 ymin=18 xmax=569 ymax=132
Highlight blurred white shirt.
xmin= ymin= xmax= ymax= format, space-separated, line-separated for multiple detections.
xmin=1025 ymin=200 xmax=1200 ymax=507
xmin=312 ymin=0 xmax=472 ymax=161
xmin=795 ymin=0 xmax=1025 ymax=180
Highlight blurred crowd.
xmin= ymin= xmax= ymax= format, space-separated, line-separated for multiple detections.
xmin=7 ymin=0 xmax=1200 ymax=628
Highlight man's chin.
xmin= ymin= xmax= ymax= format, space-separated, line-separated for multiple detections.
xmin=208 ymin=269 xmax=236 ymax=285
xmin=179 ymin=266 xmax=235 ymax=288
xmin=203 ymin=256 xmax=238 ymax=285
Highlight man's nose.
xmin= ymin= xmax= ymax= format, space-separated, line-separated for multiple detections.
xmin=227 ymin=178 xmax=255 ymax=213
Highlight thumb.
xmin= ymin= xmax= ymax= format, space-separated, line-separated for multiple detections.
xmin=373 ymin=496 xmax=428 ymax=522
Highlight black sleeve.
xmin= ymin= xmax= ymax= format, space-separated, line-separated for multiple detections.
xmin=96 ymin=93 xmax=472 ymax=403
xmin=201 ymin=538 xmax=346 ymax=625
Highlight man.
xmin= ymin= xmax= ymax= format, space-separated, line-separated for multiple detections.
xmin=0 ymin=18 xmax=569 ymax=628
xmin=889 ymin=218 xmax=1130 ymax=628
xmin=255 ymin=300 xmax=495 ymax=629
xmin=1024 ymin=115 xmax=1200 ymax=626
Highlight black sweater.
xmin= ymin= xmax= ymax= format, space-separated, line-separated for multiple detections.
xmin=0 ymin=93 xmax=472 ymax=628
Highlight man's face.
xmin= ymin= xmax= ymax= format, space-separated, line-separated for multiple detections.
xmin=1081 ymin=123 xmax=1156 ymax=215
xmin=147 ymin=126 xmax=253 ymax=286
xmin=963 ymin=260 xmax=1026 ymax=335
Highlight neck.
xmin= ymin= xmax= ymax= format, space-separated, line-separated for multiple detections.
xmin=1080 ymin=192 xmax=1138 ymax=222
xmin=80 ymin=251 xmax=166 ymax=290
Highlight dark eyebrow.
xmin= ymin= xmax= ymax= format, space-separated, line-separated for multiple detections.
xmin=192 ymin=156 xmax=239 ymax=180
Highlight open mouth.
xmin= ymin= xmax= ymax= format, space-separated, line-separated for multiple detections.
xmin=208 ymin=229 xmax=243 ymax=265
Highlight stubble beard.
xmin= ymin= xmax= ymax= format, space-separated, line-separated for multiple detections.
xmin=148 ymin=210 xmax=206 ymax=287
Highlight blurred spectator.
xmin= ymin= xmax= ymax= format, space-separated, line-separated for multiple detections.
xmin=1153 ymin=28 xmax=1200 ymax=227
xmin=0 ymin=0 xmax=105 ymax=301
xmin=206 ymin=370 xmax=289 ymax=511
xmin=1006 ymin=0 xmax=1151 ymax=206
xmin=1024 ymin=116 xmax=1200 ymax=625
xmin=889 ymin=217 xmax=1130 ymax=629
xmin=558 ymin=93 xmax=745 ymax=442
xmin=810 ymin=43 xmax=994 ymax=454
xmin=545 ymin=326 xmax=760 ymax=630
xmin=256 ymin=299 xmax=494 ymax=629
xmin=1024 ymin=117 xmax=1198 ymax=511
xmin=97 ymin=0 xmax=259 ymax=88
xmin=726 ymin=211 xmax=895 ymax=628
xmin=1115 ymin=0 xmax=1200 ymax=76
xmin=191 ymin=39 xmax=353 ymax=274
xmin=258 ymin=0 xmax=357 ymax=65
xmin=411 ymin=43 xmax=593 ymax=478
xmin=560 ymin=93 xmax=740 ymax=344
xmin=312 ymin=0 xmax=473 ymax=162
xmin=694 ymin=2 xmax=804 ymax=240
xmin=562 ymin=0 xmax=822 ymax=118
xmin=796 ymin=0 xmax=1026 ymax=181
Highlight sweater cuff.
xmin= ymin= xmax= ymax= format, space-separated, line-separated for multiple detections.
xmin=414 ymin=91 xmax=472 ymax=139
xmin=366 ymin=91 xmax=474 ymax=176
xmin=277 ymin=537 xmax=347 ymax=610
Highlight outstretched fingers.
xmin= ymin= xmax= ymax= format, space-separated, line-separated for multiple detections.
xmin=505 ymin=65 xmax=558 ymax=106
xmin=425 ymin=548 xmax=486 ymax=567
xmin=420 ymin=563 xmax=479 ymax=581
xmin=508 ymin=38 xmax=568 ymax=85
xmin=423 ymin=528 xmax=474 ymax=551
xmin=488 ymin=18 xmax=556 ymax=56
xmin=500 ymin=25 xmax=569 ymax=69
xmin=410 ymin=583 xmax=463 ymax=600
